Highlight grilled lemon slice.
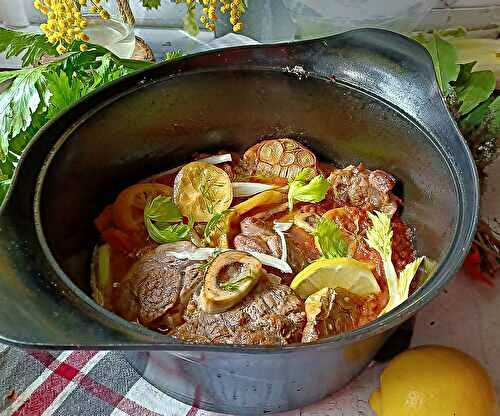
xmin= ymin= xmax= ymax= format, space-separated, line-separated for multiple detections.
xmin=173 ymin=161 xmax=233 ymax=222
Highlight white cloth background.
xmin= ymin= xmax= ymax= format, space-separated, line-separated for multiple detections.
xmin=0 ymin=0 xmax=29 ymax=27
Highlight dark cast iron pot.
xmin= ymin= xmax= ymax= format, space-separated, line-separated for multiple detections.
xmin=0 ymin=29 xmax=478 ymax=415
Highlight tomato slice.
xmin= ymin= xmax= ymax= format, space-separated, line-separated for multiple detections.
xmin=112 ymin=183 xmax=173 ymax=231
xmin=94 ymin=204 xmax=114 ymax=233
xmin=102 ymin=228 xmax=136 ymax=253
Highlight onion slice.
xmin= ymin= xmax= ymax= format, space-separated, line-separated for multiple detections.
xmin=159 ymin=247 xmax=217 ymax=261
xmin=148 ymin=154 xmax=233 ymax=180
xmin=273 ymin=222 xmax=293 ymax=263
xmin=160 ymin=246 xmax=293 ymax=273
xmin=232 ymin=182 xmax=277 ymax=197
xmin=247 ymin=250 xmax=293 ymax=274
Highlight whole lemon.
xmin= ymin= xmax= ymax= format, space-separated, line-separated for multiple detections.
xmin=369 ymin=345 xmax=497 ymax=416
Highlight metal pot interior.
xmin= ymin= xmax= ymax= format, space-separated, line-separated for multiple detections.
xmin=38 ymin=68 xmax=457 ymax=323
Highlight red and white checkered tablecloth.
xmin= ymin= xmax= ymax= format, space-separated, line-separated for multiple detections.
xmin=0 ymin=345 xmax=384 ymax=416
xmin=1 ymin=269 xmax=499 ymax=416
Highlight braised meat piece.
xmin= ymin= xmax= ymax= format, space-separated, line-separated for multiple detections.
xmin=114 ymin=242 xmax=204 ymax=328
xmin=285 ymin=225 xmax=321 ymax=274
xmin=301 ymin=288 xmax=381 ymax=343
xmin=233 ymin=234 xmax=270 ymax=254
xmin=234 ymin=216 xmax=321 ymax=275
xmin=328 ymin=164 xmax=399 ymax=215
xmin=171 ymin=274 xmax=306 ymax=345
xmin=239 ymin=216 xmax=274 ymax=237
xmin=233 ymin=216 xmax=282 ymax=258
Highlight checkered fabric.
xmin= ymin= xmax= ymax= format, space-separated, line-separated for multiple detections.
xmin=0 ymin=344 xmax=382 ymax=416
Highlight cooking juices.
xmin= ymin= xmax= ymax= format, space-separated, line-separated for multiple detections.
xmin=92 ymin=138 xmax=422 ymax=345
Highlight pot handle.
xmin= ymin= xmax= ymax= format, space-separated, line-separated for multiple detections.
xmin=185 ymin=29 xmax=478 ymax=215
xmin=274 ymin=30 xmax=458 ymax=144
xmin=181 ymin=29 xmax=474 ymax=181
xmin=0 ymin=104 xmax=162 ymax=348
xmin=0 ymin=201 xmax=158 ymax=348
xmin=275 ymin=29 xmax=478 ymax=234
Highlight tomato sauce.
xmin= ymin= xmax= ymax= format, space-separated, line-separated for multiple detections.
xmin=91 ymin=143 xmax=421 ymax=343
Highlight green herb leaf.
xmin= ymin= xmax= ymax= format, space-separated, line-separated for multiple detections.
xmin=288 ymin=168 xmax=329 ymax=210
xmin=204 ymin=209 xmax=230 ymax=241
xmin=398 ymin=257 xmax=424 ymax=300
xmin=141 ymin=0 xmax=162 ymax=9
xmin=145 ymin=195 xmax=183 ymax=224
xmin=0 ymin=67 xmax=50 ymax=160
xmin=417 ymin=34 xmax=460 ymax=95
xmin=0 ymin=152 xmax=18 ymax=203
xmin=313 ymin=217 xmax=348 ymax=259
xmin=0 ymin=178 xmax=11 ymax=203
xmin=183 ymin=3 xmax=200 ymax=36
xmin=292 ymin=167 xmax=316 ymax=183
xmin=366 ymin=212 xmax=428 ymax=314
xmin=485 ymin=96 xmax=500 ymax=136
xmin=220 ymin=276 xmax=253 ymax=292
xmin=365 ymin=211 xmax=393 ymax=259
xmin=456 ymin=70 xmax=496 ymax=115
xmin=9 ymin=106 xmax=49 ymax=155
xmin=365 ymin=211 xmax=399 ymax=314
xmin=145 ymin=217 xmax=193 ymax=244
xmin=455 ymin=61 xmax=476 ymax=86
xmin=46 ymin=71 xmax=85 ymax=118
xmin=0 ymin=39 xmax=154 ymax=204
xmin=459 ymin=97 xmax=494 ymax=133
xmin=0 ymin=27 xmax=58 ymax=67
xmin=0 ymin=152 xmax=17 ymax=182
xmin=88 ymin=53 xmax=138 ymax=89
xmin=0 ymin=70 xmax=22 ymax=85
xmin=164 ymin=50 xmax=184 ymax=61
xmin=144 ymin=196 xmax=191 ymax=243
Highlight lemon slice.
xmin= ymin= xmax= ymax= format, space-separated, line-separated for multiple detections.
xmin=290 ymin=258 xmax=380 ymax=299
xmin=304 ymin=287 xmax=334 ymax=318
xmin=173 ymin=161 xmax=233 ymax=222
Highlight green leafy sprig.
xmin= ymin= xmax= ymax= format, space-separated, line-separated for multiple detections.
xmin=144 ymin=195 xmax=193 ymax=244
xmin=365 ymin=211 xmax=424 ymax=315
xmin=141 ymin=0 xmax=162 ymax=9
xmin=288 ymin=168 xmax=330 ymax=210
xmin=313 ymin=217 xmax=348 ymax=259
xmin=0 ymin=27 xmax=154 ymax=205
xmin=415 ymin=33 xmax=498 ymax=171
xmin=204 ymin=209 xmax=230 ymax=242
xmin=0 ymin=28 xmax=58 ymax=67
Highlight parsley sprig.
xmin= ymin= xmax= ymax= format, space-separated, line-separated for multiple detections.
xmin=0 ymin=27 xmax=153 ymax=203
xmin=144 ymin=195 xmax=193 ymax=244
